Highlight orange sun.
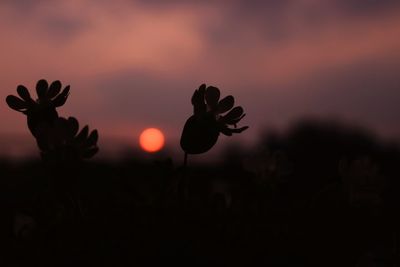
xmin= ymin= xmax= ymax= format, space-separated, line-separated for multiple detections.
xmin=139 ymin=128 xmax=165 ymax=153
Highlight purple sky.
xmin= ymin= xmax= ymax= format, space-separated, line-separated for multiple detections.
xmin=1 ymin=0 xmax=399 ymax=159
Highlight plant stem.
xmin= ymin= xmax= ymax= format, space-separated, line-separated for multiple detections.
xmin=179 ymin=152 xmax=188 ymax=207
xmin=183 ymin=152 xmax=188 ymax=169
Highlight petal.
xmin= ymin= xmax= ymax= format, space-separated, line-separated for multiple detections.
xmin=205 ymin=86 xmax=220 ymax=110
xmin=86 ymin=130 xmax=99 ymax=147
xmin=17 ymin=85 xmax=32 ymax=102
xmin=226 ymin=113 xmax=246 ymax=125
xmin=52 ymin=85 xmax=70 ymax=107
xmin=220 ymin=127 xmax=232 ymax=136
xmin=67 ymin=117 xmax=79 ymax=137
xmin=217 ymin=95 xmax=234 ymax=114
xmin=192 ymin=84 xmax=206 ymax=116
xmin=191 ymin=84 xmax=206 ymax=105
xmin=47 ymin=80 xmax=62 ymax=99
xmin=75 ymin=125 xmax=89 ymax=143
xmin=82 ymin=147 xmax=99 ymax=158
xmin=199 ymin=84 xmax=206 ymax=93
xmin=220 ymin=106 xmax=244 ymax=124
xmin=229 ymin=126 xmax=249 ymax=133
xmin=36 ymin=79 xmax=48 ymax=98
xmin=6 ymin=95 xmax=27 ymax=111
xmin=220 ymin=126 xmax=248 ymax=136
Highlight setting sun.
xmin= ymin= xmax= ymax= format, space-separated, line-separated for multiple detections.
xmin=139 ymin=128 xmax=165 ymax=153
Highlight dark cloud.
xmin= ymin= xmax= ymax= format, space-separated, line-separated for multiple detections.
xmin=336 ymin=0 xmax=400 ymax=14
xmin=4 ymin=0 xmax=400 ymax=16
xmin=4 ymin=0 xmax=399 ymax=44
xmin=134 ymin=0 xmax=400 ymax=47
xmin=0 ymin=0 xmax=44 ymax=12
xmin=0 ymin=1 xmax=89 ymax=41
xmin=39 ymin=15 xmax=89 ymax=41
xmin=138 ymin=0 xmax=400 ymax=12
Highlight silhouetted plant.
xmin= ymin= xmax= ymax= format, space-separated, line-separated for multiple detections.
xmin=38 ymin=117 xmax=99 ymax=161
xmin=178 ymin=84 xmax=248 ymax=206
xmin=180 ymin=84 xmax=248 ymax=155
xmin=6 ymin=79 xmax=70 ymax=138
xmin=5 ymin=79 xmax=99 ymax=161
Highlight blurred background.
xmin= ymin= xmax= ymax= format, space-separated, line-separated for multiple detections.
xmin=0 ymin=0 xmax=399 ymax=161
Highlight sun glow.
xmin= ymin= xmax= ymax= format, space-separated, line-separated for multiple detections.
xmin=139 ymin=128 xmax=165 ymax=153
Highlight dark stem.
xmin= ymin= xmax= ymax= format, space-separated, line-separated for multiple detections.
xmin=183 ymin=152 xmax=188 ymax=169
xmin=178 ymin=152 xmax=188 ymax=207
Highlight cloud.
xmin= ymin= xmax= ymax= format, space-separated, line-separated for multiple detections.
xmin=334 ymin=0 xmax=400 ymax=14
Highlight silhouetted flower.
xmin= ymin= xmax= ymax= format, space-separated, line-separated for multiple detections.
xmin=6 ymin=79 xmax=70 ymax=137
xmin=180 ymin=84 xmax=248 ymax=154
xmin=39 ymin=117 xmax=99 ymax=160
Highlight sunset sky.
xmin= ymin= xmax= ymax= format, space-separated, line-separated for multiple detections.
xmin=1 ymin=0 xmax=399 ymax=159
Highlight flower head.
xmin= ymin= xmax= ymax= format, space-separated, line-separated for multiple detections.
xmin=38 ymin=117 xmax=99 ymax=161
xmin=6 ymin=79 xmax=70 ymax=137
xmin=180 ymin=84 xmax=248 ymax=154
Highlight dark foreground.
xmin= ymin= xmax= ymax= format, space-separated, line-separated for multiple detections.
xmin=0 ymin=121 xmax=399 ymax=267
